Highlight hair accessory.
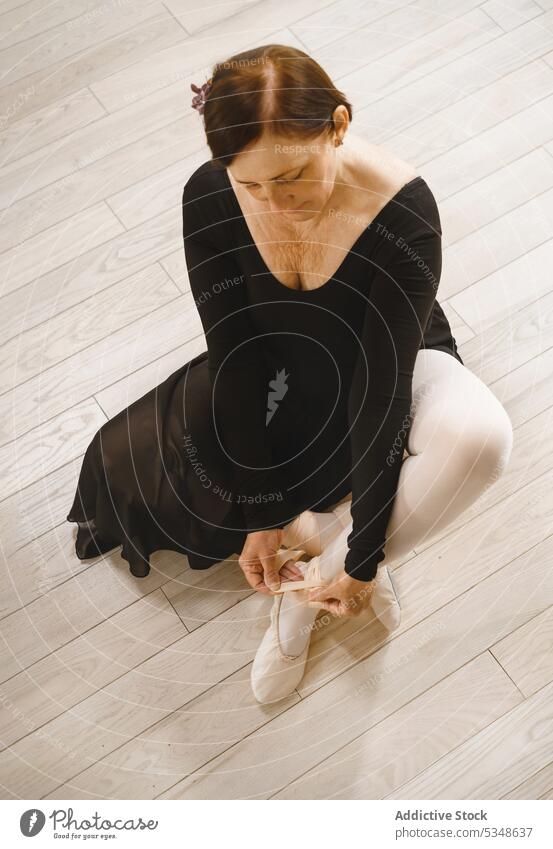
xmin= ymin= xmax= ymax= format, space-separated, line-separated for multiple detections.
xmin=190 ymin=77 xmax=213 ymax=114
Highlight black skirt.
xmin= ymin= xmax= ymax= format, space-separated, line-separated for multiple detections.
xmin=66 ymin=350 xmax=261 ymax=578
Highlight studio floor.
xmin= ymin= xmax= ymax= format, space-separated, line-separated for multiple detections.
xmin=1 ymin=0 xmax=553 ymax=800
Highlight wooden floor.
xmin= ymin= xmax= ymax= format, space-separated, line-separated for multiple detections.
xmin=1 ymin=0 xmax=553 ymax=801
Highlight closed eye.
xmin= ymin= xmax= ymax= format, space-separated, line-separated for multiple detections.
xmin=276 ymin=169 xmax=304 ymax=184
xmin=246 ymin=168 xmax=304 ymax=188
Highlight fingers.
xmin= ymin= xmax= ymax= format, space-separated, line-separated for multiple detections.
xmin=279 ymin=562 xmax=304 ymax=581
xmin=238 ymin=553 xmax=259 ymax=575
xmin=315 ymin=599 xmax=342 ymax=615
xmin=283 ymin=559 xmax=303 ymax=578
xmin=239 ymin=534 xmax=290 ymax=594
xmin=308 ymin=582 xmax=335 ymax=604
xmin=321 ymin=599 xmax=359 ymax=617
xmin=279 ymin=567 xmax=300 ymax=582
xmin=307 ymin=592 xmax=359 ymax=617
xmin=242 ymin=567 xmax=271 ymax=595
xmin=259 ymin=552 xmax=281 ymax=591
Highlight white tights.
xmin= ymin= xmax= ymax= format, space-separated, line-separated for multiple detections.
xmin=279 ymin=349 xmax=514 ymax=656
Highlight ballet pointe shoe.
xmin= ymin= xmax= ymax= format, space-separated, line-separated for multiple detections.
xmin=251 ymin=541 xmax=348 ymax=704
xmin=284 ymin=521 xmax=401 ymax=631
xmin=276 ymin=547 xmax=401 ymax=631
xmin=250 ymin=593 xmax=312 ymax=704
xmin=370 ymin=565 xmax=401 ymax=631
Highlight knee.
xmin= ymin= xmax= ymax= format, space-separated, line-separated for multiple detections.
xmin=453 ymin=410 xmax=513 ymax=485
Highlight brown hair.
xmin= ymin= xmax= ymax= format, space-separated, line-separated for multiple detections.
xmin=201 ymin=44 xmax=353 ymax=167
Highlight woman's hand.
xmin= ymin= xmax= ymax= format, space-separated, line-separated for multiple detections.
xmin=239 ymin=529 xmax=304 ymax=595
xmin=307 ymin=569 xmax=375 ymax=617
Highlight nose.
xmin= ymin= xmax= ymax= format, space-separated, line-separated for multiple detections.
xmin=266 ymin=185 xmax=295 ymax=212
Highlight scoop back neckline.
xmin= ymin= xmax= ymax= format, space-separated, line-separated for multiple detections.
xmin=221 ymin=167 xmax=425 ymax=295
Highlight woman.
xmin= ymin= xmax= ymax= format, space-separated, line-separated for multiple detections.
xmin=67 ymin=44 xmax=514 ymax=704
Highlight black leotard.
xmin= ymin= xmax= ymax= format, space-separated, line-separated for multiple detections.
xmin=182 ymin=159 xmax=463 ymax=581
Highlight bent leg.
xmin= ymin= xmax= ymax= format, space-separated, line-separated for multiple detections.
xmin=319 ymin=349 xmax=513 ymax=570
xmin=276 ymin=349 xmax=514 ymax=650
xmin=381 ymin=349 xmax=513 ymax=565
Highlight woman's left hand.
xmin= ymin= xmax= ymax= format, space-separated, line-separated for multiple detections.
xmin=307 ymin=569 xmax=375 ymax=617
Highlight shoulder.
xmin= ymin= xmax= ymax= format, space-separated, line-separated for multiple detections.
xmin=182 ymin=159 xmax=234 ymax=243
xmin=345 ymin=136 xmax=439 ymax=229
xmin=358 ymin=143 xmax=441 ymax=238
xmin=348 ymin=137 xmax=417 ymax=197
xmin=389 ymin=174 xmax=442 ymax=243
xmin=182 ymin=158 xmax=227 ymax=207
xmin=358 ymin=140 xmax=441 ymax=235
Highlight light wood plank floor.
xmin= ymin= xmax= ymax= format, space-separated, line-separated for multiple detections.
xmin=1 ymin=0 xmax=553 ymax=800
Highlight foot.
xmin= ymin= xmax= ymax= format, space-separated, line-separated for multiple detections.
xmin=251 ymin=528 xmax=402 ymax=703
xmin=251 ymin=544 xmax=346 ymax=703
xmin=250 ymin=590 xmax=314 ymax=704
xmin=282 ymin=529 xmax=402 ymax=632
xmin=370 ymin=566 xmax=401 ymax=632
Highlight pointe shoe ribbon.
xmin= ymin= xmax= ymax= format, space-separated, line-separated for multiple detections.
xmin=273 ymin=549 xmax=330 ymax=593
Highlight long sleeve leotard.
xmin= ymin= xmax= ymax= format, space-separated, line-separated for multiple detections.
xmin=182 ymin=161 xmax=462 ymax=581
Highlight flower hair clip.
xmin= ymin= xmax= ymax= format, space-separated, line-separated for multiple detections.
xmin=190 ymin=77 xmax=213 ymax=114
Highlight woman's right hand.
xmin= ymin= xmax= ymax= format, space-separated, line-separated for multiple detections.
xmin=239 ymin=529 xmax=303 ymax=594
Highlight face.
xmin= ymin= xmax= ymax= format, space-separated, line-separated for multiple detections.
xmin=227 ymin=108 xmax=348 ymax=219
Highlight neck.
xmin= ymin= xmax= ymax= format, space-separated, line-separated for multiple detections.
xmin=287 ymin=138 xmax=354 ymax=238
